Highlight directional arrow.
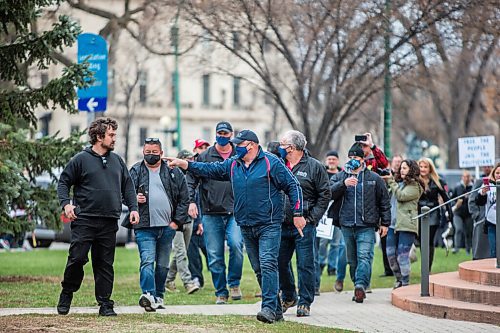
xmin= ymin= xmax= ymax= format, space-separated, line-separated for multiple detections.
xmin=86 ymin=97 xmax=98 ymax=111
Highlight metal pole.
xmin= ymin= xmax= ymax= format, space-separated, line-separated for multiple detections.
xmin=420 ymin=206 xmax=430 ymax=296
xmin=173 ymin=8 xmax=182 ymax=151
xmin=383 ymin=0 xmax=392 ymax=158
xmin=496 ymin=180 xmax=499 ymax=268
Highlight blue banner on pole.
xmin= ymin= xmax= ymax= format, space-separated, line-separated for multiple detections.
xmin=77 ymin=33 xmax=108 ymax=112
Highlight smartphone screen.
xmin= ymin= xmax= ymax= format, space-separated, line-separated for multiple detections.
xmin=355 ymin=135 xmax=367 ymax=142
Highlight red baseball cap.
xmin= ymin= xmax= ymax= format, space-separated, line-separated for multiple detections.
xmin=194 ymin=139 xmax=210 ymax=149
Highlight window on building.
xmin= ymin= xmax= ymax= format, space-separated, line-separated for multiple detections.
xmin=139 ymin=70 xmax=147 ymax=104
xmin=70 ymin=124 xmax=80 ymax=133
xmin=232 ymin=31 xmax=240 ymax=50
xmin=233 ymin=76 xmax=241 ymax=106
xmin=40 ymin=73 xmax=49 ymax=87
xmin=202 ymin=127 xmax=211 ymax=143
xmin=139 ymin=127 xmax=148 ymax=146
xmin=202 ymin=74 xmax=210 ymax=106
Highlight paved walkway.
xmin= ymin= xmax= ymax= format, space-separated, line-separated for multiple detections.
xmin=1 ymin=289 xmax=498 ymax=332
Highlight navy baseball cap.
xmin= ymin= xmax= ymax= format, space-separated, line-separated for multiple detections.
xmin=215 ymin=121 xmax=233 ymax=133
xmin=231 ymin=130 xmax=259 ymax=144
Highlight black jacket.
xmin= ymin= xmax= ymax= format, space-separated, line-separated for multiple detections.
xmin=284 ymin=152 xmax=330 ymax=226
xmin=418 ymin=178 xmax=453 ymax=223
xmin=452 ymin=182 xmax=472 ymax=218
xmin=186 ymin=145 xmax=235 ymax=215
xmin=58 ymin=147 xmax=137 ymax=219
xmin=128 ymin=160 xmax=189 ymax=228
xmin=329 ymin=168 xmax=391 ymax=228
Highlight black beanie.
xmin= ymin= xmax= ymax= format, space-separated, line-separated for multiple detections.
xmin=348 ymin=143 xmax=364 ymax=158
xmin=326 ymin=150 xmax=339 ymax=158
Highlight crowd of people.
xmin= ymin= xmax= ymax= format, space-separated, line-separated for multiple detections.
xmin=54 ymin=117 xmax=498 ymax=323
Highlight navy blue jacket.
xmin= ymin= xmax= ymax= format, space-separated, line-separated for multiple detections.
xmin=187 ymin=147 xmax=303 ymax=227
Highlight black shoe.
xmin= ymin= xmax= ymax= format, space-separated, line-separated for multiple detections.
xmin=327 ymin=268 xmax=336 ymax=276
xmin=275 ymin=313 xmax=285 ymax=322
xmin=354 ymin=287 xmax=366 ymax=303
xmin=314 ymin=289 xmax=320 ymax=296
xmin=256 ymin=308 xmax=275 ymax=324
xmin=57 ymin=291 xmax=73 ymax=315
xmin=99 ymin=304 xmax=117 ymax=316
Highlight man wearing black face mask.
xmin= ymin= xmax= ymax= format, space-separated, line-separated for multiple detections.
xmin=186 ymin=121 xmax=244 ymax=304
xmin=127 ymin=138 xmax=189 ymax=312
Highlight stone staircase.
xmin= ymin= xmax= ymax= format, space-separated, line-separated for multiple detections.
xmin=391 ymin=258 xmax=500 ymax=325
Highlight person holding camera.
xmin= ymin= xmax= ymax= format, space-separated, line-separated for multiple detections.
xmin=475 ymin=163 xmax=500 ymax=258
xmin=355 ymin=133 xmax=390 ymax=174
xmin=128 ymin=138 xmax=190 ymax=311
xmin=330 ymin=143 xmax=391 ymax=303
xmin=57 ymin=118 xmax=139 ymax=316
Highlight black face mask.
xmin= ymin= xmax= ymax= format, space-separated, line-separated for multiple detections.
xmin=144 ymin=154 xmax=161 ymax=165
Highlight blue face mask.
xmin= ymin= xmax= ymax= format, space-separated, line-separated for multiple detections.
xmin=235 ymin=145 xmax=249 ymax=159
xmin=278 ymin=147 xmax=288 ymax=159
xmin=345 ymin=158 xmax=361 ymax=174
xmin=216 ymin=135 xmax=230 ymax=146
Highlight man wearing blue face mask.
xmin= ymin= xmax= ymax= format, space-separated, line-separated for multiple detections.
xmin=167 ymin=129 xmax=304 ymax=324
xmin=186 ymin=121 xmax=244 ymax=305
xmin=330 ymin=143 xmax=391 ymax=303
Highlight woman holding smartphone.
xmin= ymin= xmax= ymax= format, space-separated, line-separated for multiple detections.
xmin=384 ymin=160 xmax=423 ymax=289
xmin=475 ymin=163 xmax=500 ymax=258
xmin=417 ymin=158 xmax=453 ymax=271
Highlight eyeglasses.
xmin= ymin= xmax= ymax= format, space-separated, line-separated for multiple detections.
xmin=279 ymin=143 xmax=292 ymax=149
xmin=101 ymin=156 xmax=107 ymax=169
xmin=144 ymin=137 xmax=160 ymax=144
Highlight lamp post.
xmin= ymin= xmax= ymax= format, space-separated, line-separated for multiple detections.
xmin=171 ymin=6 xmax=182 ymax=151
xmin=383 ymin=0 xmax=392 ymax=158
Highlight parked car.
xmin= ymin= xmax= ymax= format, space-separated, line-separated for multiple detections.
xmin=55 ymin=205 xmax=132 ymax=246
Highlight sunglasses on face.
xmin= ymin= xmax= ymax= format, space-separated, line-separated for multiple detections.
xmin=101 ymin=156 xmax=107 ymax=169
xmin=144 ymin=137 xmax=160 ymax=144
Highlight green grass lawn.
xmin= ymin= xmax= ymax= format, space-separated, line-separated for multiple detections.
xmin=0 ymin=245 xmax=471 ymax=308
xmin=0 ymin=314 xmax=351 ymax=332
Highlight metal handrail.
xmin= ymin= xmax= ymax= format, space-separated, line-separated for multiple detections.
xmin=413 ymin=186 xmax=484 ymax=220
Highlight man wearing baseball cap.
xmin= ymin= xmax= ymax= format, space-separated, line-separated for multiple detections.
xmin=186 ymin=122 xmax=244 ymax=304
xmin=167 ymin=129 xmax=305 ymax=323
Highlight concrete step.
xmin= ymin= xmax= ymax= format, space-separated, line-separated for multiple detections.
xmin=430 ymin=271 xmax=500 ymax=305
xmin=392 ymin=284 xmax=500 ymax=326
xmin=459 ymin=258 xmax=500 ymax=287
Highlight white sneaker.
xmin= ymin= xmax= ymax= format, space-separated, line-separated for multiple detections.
xmin=166 ymin=281 xmax=178 ymax=293
xmin=155 ymin=297 xmax=165 ymax=309
xmin=139 ymin=293 xmax=157 ymax=312
xmin=0 ymin=239 xmax=10 ymax=250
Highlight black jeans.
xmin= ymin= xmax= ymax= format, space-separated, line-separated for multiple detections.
xmin=61 ymin=217 xmax=118 ymax=306
xmin=187 ymin=232 xmax=208 ymax=287
xmin=380 ymin=234 xmax=392 ymax=274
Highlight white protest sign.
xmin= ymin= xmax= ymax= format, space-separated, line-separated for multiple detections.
xmin=458 ymin=136 xmax=496 ymax=168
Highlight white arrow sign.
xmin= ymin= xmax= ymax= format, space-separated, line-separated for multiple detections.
xmin=86 ymin=97 xmax=98 ymax=111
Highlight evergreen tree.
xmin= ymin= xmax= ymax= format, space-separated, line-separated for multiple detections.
xmin=0 ymin=0 xmax=91 ymax=237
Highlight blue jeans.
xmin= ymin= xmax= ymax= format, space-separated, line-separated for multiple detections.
xmin=240 ymin=224 xmax=282 ymax=316
xmin=315 ymin=227 xmax=347 ymax=289
xmin=341 ymin=226 xmax=375 ymax=290
xmin=486 ymin=222 xmax=496 ymax=258
xmin=279 ymin=224 xmax=316 ymax=306
xmin=135 ymin=226 xmax=176 ymax=299
xmin=202 ymin=214 xmax=244 ymax=297
xmin=386 ymin=228 xmax=415 ymax=285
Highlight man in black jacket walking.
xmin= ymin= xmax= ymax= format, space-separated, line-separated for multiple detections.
xmin=330 ymin=143 xmax=391 ymax=303
xmin=278 ymin=130 xmax=330 ymax=317
xmin=57 ymin=118 xmax=139 ymax=316
xmin=186 ymin=122 xmax=244 ymax=304
xmin=129 ymin=138 xmax=190 ymax=311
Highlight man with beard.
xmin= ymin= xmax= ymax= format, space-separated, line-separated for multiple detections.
xmin=57 ymin=118 xmax=139 ymax=316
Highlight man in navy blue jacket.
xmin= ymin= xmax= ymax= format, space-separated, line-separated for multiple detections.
xmin=166 ymin=130 xmax=304 ymax=324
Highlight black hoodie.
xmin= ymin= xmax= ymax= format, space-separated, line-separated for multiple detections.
xmin=58 ymin=147 xmax=138 ymax=219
